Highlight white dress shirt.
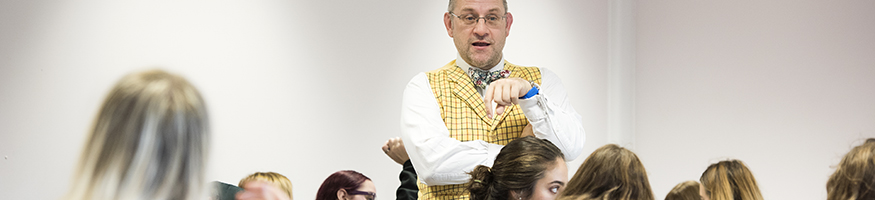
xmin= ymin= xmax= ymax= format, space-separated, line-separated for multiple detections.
xmin=400 ymin=55 xmax=586 ymax=185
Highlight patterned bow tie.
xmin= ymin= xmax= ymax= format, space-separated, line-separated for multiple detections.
xmin=468 ymin=68 xmax=510 ymax=89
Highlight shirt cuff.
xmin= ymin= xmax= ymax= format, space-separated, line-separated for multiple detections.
xmin=518 ymin=95 xmax=546 ymax=123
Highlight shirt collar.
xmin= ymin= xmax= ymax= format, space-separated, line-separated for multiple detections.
xmin=456 ymin=53 xmax=505 ymax=73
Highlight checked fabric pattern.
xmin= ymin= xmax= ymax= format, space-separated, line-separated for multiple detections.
xmin=417 ymin=60 xmax=542 ymax=200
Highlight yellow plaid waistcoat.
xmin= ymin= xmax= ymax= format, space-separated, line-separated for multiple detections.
xmin=418 ymin=60 xmax=542 ymax=200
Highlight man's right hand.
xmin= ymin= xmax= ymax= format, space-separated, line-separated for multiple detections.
xmin=484 ymin=77 xmax=533 ymax=118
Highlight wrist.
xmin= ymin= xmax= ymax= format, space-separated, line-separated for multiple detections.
xmin=520 ymin=81 xmax=539 ymax=99
xmin=515 ymin=78 xmax=534 ymax=96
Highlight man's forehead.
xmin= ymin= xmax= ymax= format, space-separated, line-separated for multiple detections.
xmin=457 ymin=7 xmax=503 ymax=13
xmin=454 ymin=0 xmax=504 ymax=13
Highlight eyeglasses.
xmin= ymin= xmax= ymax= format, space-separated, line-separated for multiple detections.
xmin=347 ymin=190 xmax=376 ymax=200
xmin=449 ymin=12 xmax=507 ymax=27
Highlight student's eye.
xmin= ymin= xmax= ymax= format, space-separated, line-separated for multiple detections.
xmin=550 ymin=186 xmax=560 ymax=194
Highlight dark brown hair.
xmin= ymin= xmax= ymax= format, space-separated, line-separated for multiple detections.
xmin=699 ymin=160 xmax=762 ymax=200
xmin=467 ymin=136 xmax=564 ymax=200
xmin=315 ymin=170 xmax=371 ymax=200
xmin=558 ymin=144 xmax=654 ymax=200
xmin=664 ymin=180 xmax=700 ymax=200
xmin=827 ymin=138 xmax=875 ymax=200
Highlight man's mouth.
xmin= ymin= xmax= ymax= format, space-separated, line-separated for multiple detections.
xmin=472 ymin=42 xmax=490 ymax=47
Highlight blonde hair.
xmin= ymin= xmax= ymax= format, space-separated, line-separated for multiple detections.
xmin=558 ymin=144 xmax=654 ymax=200
xmin=66 ymin=69 xmax=209 ymax=200
xmin=827 ymin=139 xmax=875 ymax=200
xmin=699 ymin=160 xmax=763 ymax=200
xmin=664 ymin=181 xmax=700 ymax=200
xmin=239 ymin=172 xmax=294 ymax=199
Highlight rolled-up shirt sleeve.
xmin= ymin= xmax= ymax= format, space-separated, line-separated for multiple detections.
xmin=517 ymin=68 xmax=586 ymax=161
xmin=400 ymin=73 xmax=503 ymax=185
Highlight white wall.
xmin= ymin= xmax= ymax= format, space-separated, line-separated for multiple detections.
xmin=636 ymin=1 xmax=875 ymax=199
xmin=0 ymin=1 xmax=608 ymax=200
xmin=6 ymin=1 xmax=872 ymax=200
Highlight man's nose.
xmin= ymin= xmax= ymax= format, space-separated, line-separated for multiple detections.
xmin=472 ymin=19 xmax=489 ymax=38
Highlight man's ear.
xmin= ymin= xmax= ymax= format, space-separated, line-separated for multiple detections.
xmin=505 ymin=12 xmax=513 ymax=37
xmin=444 ymin=12 xmax=454 ymax=38
xmin=336 ymin=189 xmax=348 ymax=200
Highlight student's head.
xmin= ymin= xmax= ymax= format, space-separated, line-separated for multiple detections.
xmin=444 ymin=0 xmax=514 ymax=69
xmin=316 ymin=170 xmax=375 ymax=200
xmin=826 ymin=138 xmax=875 ymax=200
xmin=664 ymin=181 xmax=700 ymax=200
xmin=558 ymin=144 xmax=653 ymax=200
xmin=66 ymin=69 xmax=209 ymax=200
xmin=239 ymin=172 xmax=293 ymax=200
xmin=467 ymin=136 xmax=567 ymax=200
xmin=698 ymin=160 xmax=762 ymax=200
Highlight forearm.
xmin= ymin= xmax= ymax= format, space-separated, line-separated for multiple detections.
xmin=518 ymin=68 xmax=586 ymax=161
xmin=400 ymin=73 xmax=503 ymax=185
xmin=396 ymin=160 xmax=418 ymax=200
xmin=519 ymin=96 xmax=585 ymax=161
xmin=401 ymin=122 xmax=503 ymax=185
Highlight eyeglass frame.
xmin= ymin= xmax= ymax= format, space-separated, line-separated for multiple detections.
xmin=347 ymin=190 xmax=376 ymax=200
xmin=448 ymin=12 xmax=508 ymax=27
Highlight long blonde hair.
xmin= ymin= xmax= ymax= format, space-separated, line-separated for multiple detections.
xmin=827 ymin=138 xmax=875 ymax=200
xmin=664 ymin=180 xmax=700 ymax=200
xmin=558 ymin=144 xmax=654 ymax=200
xmin=239 ymin=172 xmax=294 ymax=200
xmin=699 ymin=160 xmax=763 ymax=200
xmin=66 ymin=69 xmax=209 ymax=200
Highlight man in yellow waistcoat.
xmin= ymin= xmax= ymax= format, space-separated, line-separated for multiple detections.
xmin=399 ymin=0 xmax=586 ymax=199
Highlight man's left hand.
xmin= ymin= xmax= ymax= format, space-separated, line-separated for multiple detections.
xmin=382 ymin=137 xmax=409 ymax=165
xmin=521 ymin=124 xmax=534 ymax=138
xmin=484 ymin=77 xmax=532 ymax=118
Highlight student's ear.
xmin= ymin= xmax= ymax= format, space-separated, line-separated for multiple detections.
xmin=336 ymin=189 xmax=348 ymax=200
xmin=510 ymin=190 xmax=524 ymax=200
